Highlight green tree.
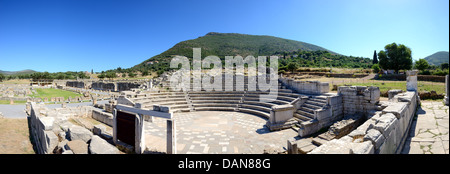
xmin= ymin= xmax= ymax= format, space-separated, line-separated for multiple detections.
xmin=286 ymin=62 xmax=298 ymax=73
xmin=414 ymin=59 xmax=429 ymax=72
xmin=105 ymin=72 xmax=117 ymax=80
xmin=378 ymin=43 xmax=412 ymax=73
xmin=372 ymin=64 xmax=381 ymax=74
xmin=98 ymin=73 xmax=105 ymax=79
xmin=373 ymin=50 xmax=378 ymax=64
xmin=0 ymin=73 xmax=5 ymax=82
xmin=31 ymin=72 xmax=51 ymax=80
xmin=128 ymin=71 xmax=137 ymax=78
xmin=157 ymin=69 xmax=164 ymax=76
xmin=141 ymin=69 xmax=149 ymax=76
xmin=440 ymin=63 xmax=449 ymax=70
xmin=55 ymin=73 xmax=66 ymax=79
xmin=77 ymin=71 xmax=88 ymax=79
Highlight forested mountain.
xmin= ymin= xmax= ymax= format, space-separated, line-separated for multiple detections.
xmin=424 ymin=51 xmax=449 ymax=65
xmin=130 ymin=32 xmax=371 ymax=74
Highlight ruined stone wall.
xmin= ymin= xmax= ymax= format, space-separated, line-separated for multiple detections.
xmin=116 ymin=82 xmax=141 ymax=91
xmin=310 ymin=91 xmax=418 ymax=154
xmin=338 ymin=86 xmax=380 ymax=116
xmin=91 ymin=82 xmax=116 ymax=91
xmin=92 ymin=109 xmax=113 ymax=126
xmin=89 ymin=81 xmax=142 ymax=92
xmin=29 ymin=102 xmax=59 ymax=154
xmin=327 ymin=95 xmax=343 ymax=119
xmin=66 ymin=81 xmax=85 ymax=88
xmin=28 ymin=102 xmax=95 ymax=153
xmin=279 ymin=75 xmax=329 ymax=95
xmin=0 ymin=84 xmax=33 ymax=101
xmin=28 ymin=102 xmax=119 ymax=154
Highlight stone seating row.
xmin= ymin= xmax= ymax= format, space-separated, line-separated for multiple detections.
xmin=238 ymin=108 xmax=270 ymax=119
xmin=128 ymin=86 xmax=308 ymax=120
xmin=130 ymin=92 xmax=190 ymax=113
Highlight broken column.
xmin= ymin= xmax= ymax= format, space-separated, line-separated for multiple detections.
xmin=406 ymin=70 xmax=418 ymax=92
xmin=167 ymin=119 xmax=176 ymax=154
xmin=135 ymin=114 xmax=145 ymax=154
xmin=445 ymin=75 xmax=449 ymax=106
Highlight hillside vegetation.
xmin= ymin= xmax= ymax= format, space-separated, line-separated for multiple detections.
xmin=0 ymin=69 xmax=36 ymax=75
xmin=424 ymin=51 xmax=449 ymax=65
xmin=129 ymin=32 xmax=371 ymax=75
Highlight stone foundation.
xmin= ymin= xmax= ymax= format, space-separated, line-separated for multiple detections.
xmin=309 ymin=91 xmax=418 ymax=154
xmin=92 ymin=109 xmax=114 ymax=126
xmin=338 ymin=86 xmax=380 ymax=116
xmin=267 ymin=104 xmax=296 ymax=131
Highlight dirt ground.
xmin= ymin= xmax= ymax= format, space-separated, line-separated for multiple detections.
xmin=0 ymin=118 xmax=35 ymax=154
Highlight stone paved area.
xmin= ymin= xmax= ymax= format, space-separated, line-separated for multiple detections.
xmin=145 ymin=111 xmax=298 ymax=154
xmin=402 ymin=101 xmax=449 ymax=154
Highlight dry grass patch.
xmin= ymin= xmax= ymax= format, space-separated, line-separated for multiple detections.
xmin=0 ymin=118 xmax=35 ymax=154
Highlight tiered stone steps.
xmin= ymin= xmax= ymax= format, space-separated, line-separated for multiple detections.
xmin=130 ymin=80 xmax=330 ymax=129
xmin=292 ymin=96 xmax=328 ymax=131
xmin=189 ymin=91 xmax=243 ymax=112
xmin=130 ymin=92 xmax=191 ymax=113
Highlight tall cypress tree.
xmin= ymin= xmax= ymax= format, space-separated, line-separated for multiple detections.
xmin=373 ymin=50 xmax=378 ymax=64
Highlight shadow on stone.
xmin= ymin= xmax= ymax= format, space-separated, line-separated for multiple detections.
xmin=256 ymin=126 xmax=271 ymax=134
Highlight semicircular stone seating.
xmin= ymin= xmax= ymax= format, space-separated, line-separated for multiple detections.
xmin=127 ymin=75 xmax=329 ymax=131
xmin=131 ymin=92 xmax=191 ymax=113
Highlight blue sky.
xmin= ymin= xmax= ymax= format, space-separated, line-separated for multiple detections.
xmin=0 ymin=0 xmax=448 ymax=73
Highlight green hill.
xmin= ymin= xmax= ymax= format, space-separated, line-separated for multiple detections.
xmin=424 ymin=51 xmax=449 ymax=65
xmin=132 ymin=32 xmax=339 ymax=72
xmin=0 ymin=69 xmax=37 ymax=75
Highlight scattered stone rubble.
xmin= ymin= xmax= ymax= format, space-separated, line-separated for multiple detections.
xmin=0 ymin=84 xmax=33 ymax=98
xmin=28 ymin=102 xmax=120 ymax=154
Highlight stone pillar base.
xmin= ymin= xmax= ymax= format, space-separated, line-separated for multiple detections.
xmin=267 ymin=104 xmax=295 ymax=131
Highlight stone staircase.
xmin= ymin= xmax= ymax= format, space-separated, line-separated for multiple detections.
xmin=292 ymin=96 xmax=328 ymax=131
xmin=184 ymin=91 xmax=195 ymax=112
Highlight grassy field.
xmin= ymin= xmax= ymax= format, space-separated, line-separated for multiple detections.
xmin=28 ymin=88 xmax=82 ymax=100
xmin=0 ymin=100 xmax=27 ymax=105
xmin=300 ymin=76 xmax=446 ymax=95
xmin=334 ymin=81 xmax=446 ymax=94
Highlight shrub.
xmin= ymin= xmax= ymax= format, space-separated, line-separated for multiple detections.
xmin=421 ymin=70 xmax=431 ymax=75
xmin=372 ymin=64 xmax=381 ymax=74
xmin=128 ymin=72 xmax=137 ymax=78
xmin=431 ymin=69 xmax=448 ymax=76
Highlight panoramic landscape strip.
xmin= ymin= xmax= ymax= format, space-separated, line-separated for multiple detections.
xmin=0 ymin=0 xmax=448 ymax=165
